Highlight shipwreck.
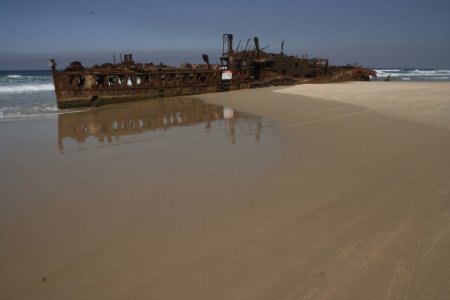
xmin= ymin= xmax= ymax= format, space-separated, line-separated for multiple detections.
xmin=50 ymin=34 xmax=376 ymax=109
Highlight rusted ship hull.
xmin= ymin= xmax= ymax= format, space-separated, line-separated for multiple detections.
xmin=50 ymin=34 xmax=375 ymax=109
xmin=51 ymin=69 xmax=251 ymax=109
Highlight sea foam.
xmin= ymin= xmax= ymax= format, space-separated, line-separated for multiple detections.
xmin=7 ymin=74 xmax=23 ymax=79
xmin=374 ymin=68 xmax=450 ymax=81
xmin=0 ymin=103 xmax=59 ymax=120
xmin=0 ymin=84 xmax=55 ymax=93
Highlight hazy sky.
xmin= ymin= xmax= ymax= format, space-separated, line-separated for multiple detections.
xmin=1 ymin=0 xmax=449 ymax=69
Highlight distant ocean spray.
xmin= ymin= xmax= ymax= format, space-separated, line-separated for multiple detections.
xmin=0 ymin=68 xmax=449 ymax=121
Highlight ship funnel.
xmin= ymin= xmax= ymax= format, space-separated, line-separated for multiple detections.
xmin=254 ymin=37 xmax=260 ymax=56
xmin=223 ymin=34 xmax=234 ymax=55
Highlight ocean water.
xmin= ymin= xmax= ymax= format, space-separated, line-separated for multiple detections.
xmin=371 ymin=68 xmax=450 ymax=81
xmin=0 ymin=70 xmax=57 ymax=120
xmin=1 ymin=68 xmax=450 ymax=120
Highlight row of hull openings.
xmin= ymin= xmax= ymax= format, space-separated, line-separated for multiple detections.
xmin=60 ymin=71 xmax=248 ymax=89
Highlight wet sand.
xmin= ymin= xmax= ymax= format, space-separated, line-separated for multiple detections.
xmin=1 ymin=83 xmax=450 ymax=299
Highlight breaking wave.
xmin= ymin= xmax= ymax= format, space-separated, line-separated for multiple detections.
xmin=0 ymin=71 xmax=57 ymax=120
xmin=373 ymin=68 xmax=450 ymax=81
xmin=0 ymin=103 xmax=59 ymax=120
xmin=1 ymin=71 xmax=54 ymax=94
xmin=7 ymin=74 xmax=23 ymax=79
xmin=0 ymin=84 xmax=55 ymax=93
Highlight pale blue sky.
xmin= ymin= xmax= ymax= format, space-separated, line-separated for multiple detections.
xmin=1 ymin=0 xmax=449 ymax=69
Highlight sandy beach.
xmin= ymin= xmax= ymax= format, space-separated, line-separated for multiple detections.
xmin=275 ymin=82 xmax=450 ymax=131
xmin=1 ymin=82 xmax=450 ymax=299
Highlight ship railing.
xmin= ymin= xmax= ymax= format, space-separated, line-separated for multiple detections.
xmin=53 ymin=69 xmax=227 ymax=91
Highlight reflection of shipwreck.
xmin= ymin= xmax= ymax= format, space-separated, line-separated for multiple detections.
xmin=50 ymin=34 xmax=376 ymax=109
xmin=58 ymin=97 xmax=262 ymax=151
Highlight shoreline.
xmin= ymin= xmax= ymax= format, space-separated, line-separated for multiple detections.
xmin=1 ymin=83 xmax=450 ymax=299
